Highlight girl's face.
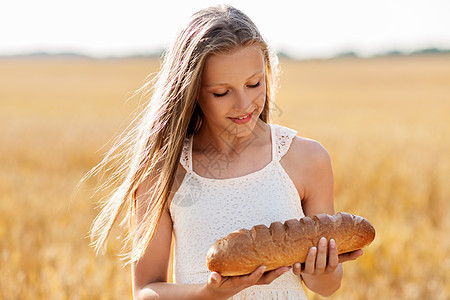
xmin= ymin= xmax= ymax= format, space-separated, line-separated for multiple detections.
xmin=198 ymin=45 xmax=266 ymax=138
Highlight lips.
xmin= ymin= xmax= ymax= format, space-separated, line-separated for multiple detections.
xmin=232 ymin=113 xmax=251 ymax=120
xmin=229 ymin=112 xmax=253 ymax=124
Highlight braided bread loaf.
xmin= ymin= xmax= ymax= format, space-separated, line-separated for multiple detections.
xmin=206 ymin=212 xmax=375 ymax=276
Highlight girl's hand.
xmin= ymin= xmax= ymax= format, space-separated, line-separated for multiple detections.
xmin=205 ymin=265 xmax=290 ymax=299
xmin=292 ymin=237 xmax=363 ymax=276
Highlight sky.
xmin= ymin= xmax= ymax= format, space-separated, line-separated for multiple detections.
xmin=1 ymin=0 xmax=450 ymax=59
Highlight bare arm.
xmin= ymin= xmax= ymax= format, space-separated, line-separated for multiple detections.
xmin=299 ymin=141 xmax=342 ymax=296
xmin=132 ymin=169 xmax=213 ymax=300
xmin=132 ymin=205 xmax=205 ymax=299
xmin=282 ymin=138 xmax=362 ymax=297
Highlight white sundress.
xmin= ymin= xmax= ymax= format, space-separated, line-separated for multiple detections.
xmin=169 ymin=123 xmax=308 ymax=299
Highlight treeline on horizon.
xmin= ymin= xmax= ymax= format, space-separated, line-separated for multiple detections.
xmin=2 ymin=47 xmax=450 ymax=60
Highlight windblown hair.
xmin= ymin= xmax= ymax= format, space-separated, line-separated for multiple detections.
xmin=87 ymin=4 xmax=280 ymax=263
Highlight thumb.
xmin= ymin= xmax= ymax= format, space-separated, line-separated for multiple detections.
xmin=209 ymin=272 xmax=221 ymax=286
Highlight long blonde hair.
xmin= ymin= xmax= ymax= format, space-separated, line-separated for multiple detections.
xmin=87 ymin=4 xmax=280 ymax=263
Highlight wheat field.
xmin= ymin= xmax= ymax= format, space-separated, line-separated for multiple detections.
xmin=0 ymin=54 xmax=449 ymax=299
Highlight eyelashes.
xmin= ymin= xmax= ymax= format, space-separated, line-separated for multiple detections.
xmin=213 ymin=81 xmax=261 ymax=98
xmin=248 ymin=82 xmax=260 ymax=88
xmin=213 ymin=91 xmax=228 ymax=97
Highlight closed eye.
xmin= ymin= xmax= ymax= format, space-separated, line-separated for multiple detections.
xmin=248 ymin=81 xmax=260 ymax=88
xmin=213 ymin=91 xmax=228 ymax=97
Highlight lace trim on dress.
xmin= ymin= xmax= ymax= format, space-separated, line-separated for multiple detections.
xmin=180 ymin=123 xmax=297 ymax=172
xmin=272 ymin=124 xmax=298 ymax=161
xmin=180 ymin=135 xmax=191 ymax=171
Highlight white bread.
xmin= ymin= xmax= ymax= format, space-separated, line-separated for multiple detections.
xmin=206 ymin=212 xmax=375 ymax=276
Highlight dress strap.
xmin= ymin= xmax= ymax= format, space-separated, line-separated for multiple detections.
xmin=180 ymin=135 xmax=193 ymax=171
xmin=271 ymin=124 xmax=298 ymax=161
xmin=181 ymin=125 xmax=297 ymax=168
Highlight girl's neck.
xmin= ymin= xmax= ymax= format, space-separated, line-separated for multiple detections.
xmin=194 ymin=119 xmax=269 ymax=157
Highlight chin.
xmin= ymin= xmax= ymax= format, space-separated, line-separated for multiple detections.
xmin=225 ymin=116 xmax=261 ymax=139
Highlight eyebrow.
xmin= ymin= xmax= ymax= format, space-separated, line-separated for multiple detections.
xmin=203 ymin=70 xmax=264 ymax=88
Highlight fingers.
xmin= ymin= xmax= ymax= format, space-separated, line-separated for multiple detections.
xmin=302 ymin=246 xmax=317 ymax=274
xmin=208 ymin=266 xmax=266 ymax=290
xmin=208 ymin=271 xmax=223 ymax=288
xmin=301 ymin=237 xmax=341 ymax=276
xmin=207 ymin=265 xmax=289 ymax=299
xmin=227 ymin=266 xmax=267 ymax=287
xmin=315 ymin=237 xmax=328 ymax=273
xmin=326 ymin=239 xmax=339 ymax=272
xmin=292 ymin=262 xmax=302 ymax=275
xmin=339 ymin=249 xmax=364 ymax=263
xmin=236 ymin=265 xmax=291 ymax=287
xmin=257 ymin=266 xmax=290 ymax=285
xmin=248 ymin=265 xmax=267 ymax=283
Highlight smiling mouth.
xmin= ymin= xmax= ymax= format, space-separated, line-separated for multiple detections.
xmin=231 ymin=113 xmax=251 ymax=120
xmin=228 ymin=112 xmax=253 ymax=124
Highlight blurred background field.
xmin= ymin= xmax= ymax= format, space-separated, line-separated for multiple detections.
xmin=0 ymin=54 xmax=449 ymax=299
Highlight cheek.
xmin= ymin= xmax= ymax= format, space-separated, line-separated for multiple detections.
xmin=197 ymin=96 xmax=229 ymax=118
xmin=254 ymin=83 xmax=267 ymax=108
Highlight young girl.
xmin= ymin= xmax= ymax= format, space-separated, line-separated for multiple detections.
xmin=89 ymin=5 xmax=363 ymax=299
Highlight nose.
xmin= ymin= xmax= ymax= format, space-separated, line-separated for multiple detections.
xmin=233 ymin=89 xmax=255 ymax=113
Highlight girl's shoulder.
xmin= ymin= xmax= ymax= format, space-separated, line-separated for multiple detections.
xmin=280 ymin=133 xmax=332 ymax=201
xmin=270 ymin=123 xmax=329 ymax=163
xmin=279 ymin=128 xmax=332 ymax=180
xmin=291 ymin=136 xmax=330 ymax=159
